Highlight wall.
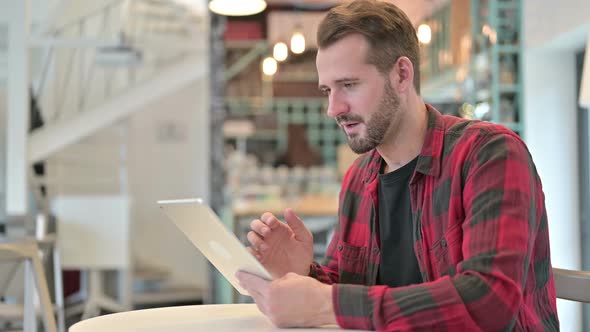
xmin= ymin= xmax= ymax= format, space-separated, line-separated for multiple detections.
xmin=0 ymin=86 xmax=5 ymax=219
xmin=0 ymin=0 xmax=212 ymax=301
xmin=524 ymin=0 xmax=590 ymax=51
xmin=523 ymin=0 xmax=590 ymax=330
xmin=128 ymin=79 xmax=210 ymax=288
xmin=46 ymin=74 xmax=212 ymax=295
xmin=524 ymin=50 xmax=581 ymax=331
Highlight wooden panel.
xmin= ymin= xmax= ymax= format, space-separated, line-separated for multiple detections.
xmin=224 ymin=21 xmax=264 ymax=41
xmin=450 ymin=0 xmax=471 ymax=66
xmin=272 ymin=81 xmax=324 ymax=97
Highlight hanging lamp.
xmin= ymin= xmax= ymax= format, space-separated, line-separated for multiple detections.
xmin=290 ymin=31 xmax=306 ymax=54
xmin=208 ymin=0 xmax=267 ymax=16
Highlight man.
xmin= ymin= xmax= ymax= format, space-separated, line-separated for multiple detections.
xmin=236 ymin=0 xmax=559 ymax=330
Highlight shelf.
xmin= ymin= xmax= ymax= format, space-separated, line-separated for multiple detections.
xmin=222 ymin=98 xmax=342 ymax=164
xmin=496 ymin=44 xmax=520 ymax=53
xmin=421 ymin=64 xmax=468 ymax=103
xmin=223 ymin=128 xmax=277 ymax=140
xmin=497 ymin=1 xmax=519 ymax=10
xmin=471 ymin=0 xmax=522 ymax=136
xmin=499 ymin=84 xmax=519 ymax=93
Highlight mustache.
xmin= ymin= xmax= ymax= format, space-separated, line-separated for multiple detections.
xmin=336 ymin=114 xmax=364 ymax=125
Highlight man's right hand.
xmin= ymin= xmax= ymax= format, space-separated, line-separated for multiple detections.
xmin=247 ymin=208 xmax=314 ymax=278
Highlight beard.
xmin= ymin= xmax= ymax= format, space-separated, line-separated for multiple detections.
xmin=337 ymin=81 xmax=401 ymax=154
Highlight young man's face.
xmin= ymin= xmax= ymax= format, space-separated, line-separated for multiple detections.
xmin=316 ymin=33 xmax=402 ymax=154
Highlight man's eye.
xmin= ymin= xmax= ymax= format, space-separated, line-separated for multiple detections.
xmin=321 ymin=89 xmax=331 ymax=96
xmin=344 ymin=82 xmax=356 ymax=88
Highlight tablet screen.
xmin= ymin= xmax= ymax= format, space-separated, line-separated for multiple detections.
xmin=157 ymin=198 xmax=272 ymax=296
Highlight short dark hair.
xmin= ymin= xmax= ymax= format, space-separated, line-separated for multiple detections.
xmin=317 ymin=0 xmax=420 ymax=92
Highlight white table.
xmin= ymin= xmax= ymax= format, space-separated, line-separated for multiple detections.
xmin=70 ymin=303 xmax=364 ymax=331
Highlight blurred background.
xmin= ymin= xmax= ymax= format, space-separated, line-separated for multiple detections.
xmin=0 ymin=0 xmax=589 ymax=331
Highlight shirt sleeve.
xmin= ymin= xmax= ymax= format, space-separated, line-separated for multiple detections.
xmin=309 ymin=227 xmax=341 ymax=284
xmin=332 ymin=132 xmax=548 ymax=331
xmin=309 ymin=209 xmax=342 ymax=284
xmin=309 ymin=159 xmax=359 ymax=285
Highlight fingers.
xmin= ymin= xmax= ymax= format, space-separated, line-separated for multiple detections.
xmin=250 ymin=219 xmax=271 ymax=237
xmin=245 ymin=284 xmax=265 ymax=302
xmin=247 ymin=231 xmax=268 ymax=252
xmin=251 ymin=295 xmax=268 ymax=315
xmin=236 ymin=271 xmax=270 ymax=293
xmin=236 ymin=271 xmax=267 ymax=308
xmin=284 ymin=208 xmax=312 ymax=241
xmin=260 ymin=213 xmax=281 ymax=228
xmin=247 ymin=246 xmax=262 ymax=260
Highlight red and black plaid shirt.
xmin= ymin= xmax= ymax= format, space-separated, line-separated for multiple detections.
xmin=309 ymin=105 xmax=559 ymax=331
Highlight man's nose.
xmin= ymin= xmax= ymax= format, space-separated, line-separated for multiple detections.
xmin=326 ymin=93 xmax=348 ymax=119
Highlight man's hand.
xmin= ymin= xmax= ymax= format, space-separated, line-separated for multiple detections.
xmin=236 ymin=271 xmax=336 ymax=328
xmin=247 ymin=208 xmax=314 ymax=278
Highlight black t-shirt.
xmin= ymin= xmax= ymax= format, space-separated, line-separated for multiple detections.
xmin=377 ymin=157 xmax=423 ymax=287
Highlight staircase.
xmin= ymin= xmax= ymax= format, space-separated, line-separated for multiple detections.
xmin=29 ymin=0 xmax=207 ymax=164
xmin=1 ymin=0 xmax=210 ymax=316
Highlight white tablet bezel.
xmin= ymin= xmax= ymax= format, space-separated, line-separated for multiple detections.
xmin=157 ymin=198 xmax=272 ymax=296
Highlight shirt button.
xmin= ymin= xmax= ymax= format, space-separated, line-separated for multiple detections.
xmin=441 ymin=239 xmax=447 ymax=247
xmin=372 ymin=248 xmax=379 ymax=255
xmin=338 ymin=244 xmax=343 ymax=251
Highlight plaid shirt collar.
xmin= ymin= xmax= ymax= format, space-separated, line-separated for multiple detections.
xmin=361 ymin=104 xmax=445 ymax=187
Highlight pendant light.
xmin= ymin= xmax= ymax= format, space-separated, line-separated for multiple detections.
xmin=417 ymin=23 xmax=432 ymax=44
xmin=290 ymin=31 xmax=306 ymax=54
xmin=273 ymin=42 xmax=289 ymax=62
xmin=262 ymin=57 xmax=278 ymax=76
xmin=208 ymin=0 xmax=267 ymax=16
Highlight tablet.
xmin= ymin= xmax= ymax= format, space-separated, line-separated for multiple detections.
xmin=157 ymin=198 xmax=272 ymax=296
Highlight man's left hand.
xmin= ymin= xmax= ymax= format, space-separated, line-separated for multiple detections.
xmin=235 ymin=271 xmax=336 ymax=328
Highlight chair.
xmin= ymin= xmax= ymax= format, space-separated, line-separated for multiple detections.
xmin=0 ymin=239 xmax=58 ymax=332
xmin=553 ymin=267 xmax=590 ymax=303
xmin=52 ymin=195 xmax=132 ymax=319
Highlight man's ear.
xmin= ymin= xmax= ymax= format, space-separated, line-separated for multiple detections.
xmin=389 ymin=56 xmax=414 ymax=93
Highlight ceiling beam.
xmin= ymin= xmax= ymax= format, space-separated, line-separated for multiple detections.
xmin=224 ymin=41 xmax=268 ymax=82
xmin=28 ymin=55 xmax=206 ymax=164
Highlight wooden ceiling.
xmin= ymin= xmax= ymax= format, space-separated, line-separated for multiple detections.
xmin=265 ymin=0 xmax=449 ymax=24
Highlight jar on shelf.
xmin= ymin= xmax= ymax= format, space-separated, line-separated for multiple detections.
xmin=500 ymin=97 xmax=516 ymax=123
xmin=500 ymin=56 xmax=517 ymax=84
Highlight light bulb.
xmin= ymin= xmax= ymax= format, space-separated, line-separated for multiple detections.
xmin=417 ymin=24 xmax=432 ymax=44
xmin=290 ymin=32 xmax=306 ymax=54
xmin=262 ymin=57 xmax=277 ymax=76
xmin=273 ymin=42 xmax=288 ymax=62
xmin=208 ymin=0 xmax=266 ymax=16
